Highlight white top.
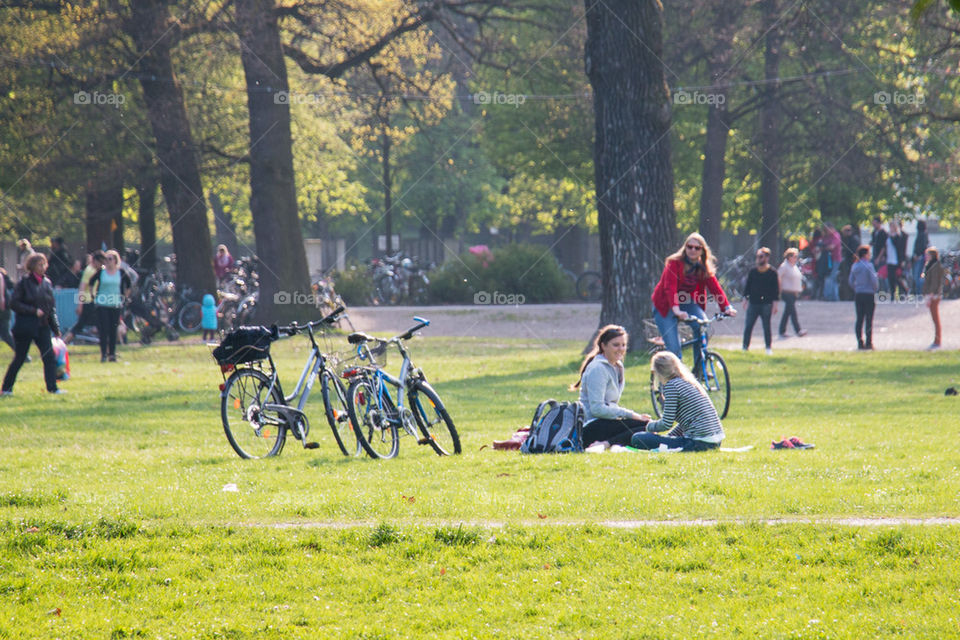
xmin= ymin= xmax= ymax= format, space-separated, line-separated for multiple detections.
xmin=777 ymin=261 xmax=803 ymax=294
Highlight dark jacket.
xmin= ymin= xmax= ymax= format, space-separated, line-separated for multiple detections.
xmin=11 ymin=274 xmax=60 ymax=337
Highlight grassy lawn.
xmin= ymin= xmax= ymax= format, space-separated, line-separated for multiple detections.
xmin=2 ymin=334 xmax=959 ymax=638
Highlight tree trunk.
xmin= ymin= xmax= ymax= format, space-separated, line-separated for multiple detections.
xmin=698 ymin=57 xmax=732 ymax=251
xmin=758 ymin=0 xmax=782 ymax=257
xmin=209 ymin=192 xmax=240 ymax=257
xmin=135 ymin=172 xmax=158 ymax=271
xmin=85 ymin=179 xmax=123 ymax=253
xmin=382 ymin=123 xmax=393 ymax=255
xmin=235 ymin=0 xmax=312 ymax=322
xmin=584 ymin=0 xmax=676 ymax=348
xmin=128 ymin=0 xmax=216 ymax=297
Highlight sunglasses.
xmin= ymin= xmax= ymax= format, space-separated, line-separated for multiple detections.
xmin=685 ymin=244 xmax=703 ymax=251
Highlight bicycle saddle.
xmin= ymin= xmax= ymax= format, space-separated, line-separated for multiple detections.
xmin=347 ymin=332 xmax=377 ymax=344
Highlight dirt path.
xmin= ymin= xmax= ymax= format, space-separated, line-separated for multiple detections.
xmin=347 ymin=299 xmax=958 ymax=351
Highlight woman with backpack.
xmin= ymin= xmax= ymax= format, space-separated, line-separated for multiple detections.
xmin=632 ymin=351 xmax=724 ymax=452
xmin=2 ymin=253 xmax=63 ymax=395
xmin=88 ymin=249 xmax=131 ymax=362
xmin=573 ymin=324 xmax=648 ymax=447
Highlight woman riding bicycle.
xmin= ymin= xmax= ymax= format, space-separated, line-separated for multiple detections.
xmin=651 ymin=233 xmax=736 ymax=368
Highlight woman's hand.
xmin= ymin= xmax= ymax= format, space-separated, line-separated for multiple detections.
xmin=36 ymin=308 xmax=45 ymax=318
xmin=672 ymin=306 xmax=689 ymax=321
xmin=638 ymin=413 xmax=651 ymax=422
xmin=724 ymin=305 xmax=738 ymax=317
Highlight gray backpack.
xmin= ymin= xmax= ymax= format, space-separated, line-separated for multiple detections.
xmin=520 ymin=400 xmax=584 ymax=454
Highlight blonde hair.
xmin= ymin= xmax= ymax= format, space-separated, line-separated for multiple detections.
xmin=665 ymin=232 xmax=716 ymax=279
xmin=104 ymin=249 xmax=121 ymax=266
xmin=650 ymin=351 xmax=706 ymax=396
xmin=783 ymin=247 xmax=798 ymax=259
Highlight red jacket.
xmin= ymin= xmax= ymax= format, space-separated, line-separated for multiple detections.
xmin=651 ymin=258 xmax=730 ymax=317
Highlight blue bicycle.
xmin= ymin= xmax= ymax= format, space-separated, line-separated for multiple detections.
xmin=343 ymin=317 xmax=460 ymax=459
xmin=649 ymin=313 xmax=731 ymax=419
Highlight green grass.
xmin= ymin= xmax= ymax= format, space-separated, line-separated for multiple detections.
xmin=2 ymin=336 xmax=959 ymax=637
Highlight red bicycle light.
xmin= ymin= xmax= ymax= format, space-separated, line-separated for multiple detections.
xmin=220 ymin=364 xmax=234 ymax=373
xmin=218 ymin=383 xmax=225 ymax=391
xmin=342 ymin=368 xmax=359 ymax=378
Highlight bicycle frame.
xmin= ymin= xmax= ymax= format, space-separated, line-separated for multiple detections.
xmin=352 ymin=337 xmax=420 ymax=435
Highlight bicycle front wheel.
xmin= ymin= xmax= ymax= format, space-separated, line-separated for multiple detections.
xmin=409 ymin=381 xmax=460 ymax=455
xmin=701 ymin=351 xmax=731 ymax=419
xmin=178 ymin=301 xmax=202 ymax=333
xmin=221 ymin=368 xmax=286 ymax=459
xmin=650 ymin=371 xmax=665 ymax=418
xmin=321 ymin=371 xmax=359 ymax=456
xmin=347 ymin=377 xmax=399 ymax=459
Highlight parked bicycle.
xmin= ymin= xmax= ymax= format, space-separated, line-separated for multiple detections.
xmin=647 ymin=313 xmax=731 ymax=419
xmin=369 ymin=253 xmax=430 ymax=305
xmin=216 ymin=306 xmax=357 ymax=459
xmin=342 ymin=316 xmax=460 ymax=459
xmin=575 ymin=270 xmax=602 ymax=301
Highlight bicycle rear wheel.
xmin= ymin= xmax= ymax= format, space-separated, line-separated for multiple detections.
xmin=221 ymin=368 xmax=286 ymax=458
xmin=409 ymin=381 xmax=460 ymax=455
xmin=178 ymin=301 xmax=202 ymax=333
xmin=321 ymin=371 xmax=359 ymax=456
xmin=346 ymin=376 xmax=399 ymax=459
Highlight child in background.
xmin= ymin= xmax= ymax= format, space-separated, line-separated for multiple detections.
xmin=201 ymin=294 xmax=218 ymax=341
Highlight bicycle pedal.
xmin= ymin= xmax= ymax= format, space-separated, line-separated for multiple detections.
xmin=304 ymin=442 xmax=320 ymax=449
xmin=416 ymin=437 xmax=433 ymax=446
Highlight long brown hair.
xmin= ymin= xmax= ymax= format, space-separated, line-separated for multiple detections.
xmin=572 ymin=324 xmax=627 ymax=389
xmin=665 ymin=232 xmax=716 ymax=279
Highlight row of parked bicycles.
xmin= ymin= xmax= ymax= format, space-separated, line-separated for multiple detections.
xmin=214 ymin=307 xmax=459 ymax=460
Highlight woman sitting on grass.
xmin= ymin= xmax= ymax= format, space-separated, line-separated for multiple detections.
xmin=633 ymin=351 xmax=724 ymax=452
xmin=573 ymin=324 xmax=648 ymax=447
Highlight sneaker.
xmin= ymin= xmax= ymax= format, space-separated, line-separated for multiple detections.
xmin=927 ymin=343 xmax=941 ymax=350
xmin=101 ymin=355 xmax=107 ymax=363
xmin=48 ymin=389 xmax=67 ymax=395
xmin=108 ymin=355 xmax=117 ymax=362
xmin=778 ymin=334 xmax=788 ymax=340
xmin=787 ymin=436 xmax=815 ymax=449
xmin=765 ymin=348 xmax=773 ymax=355
xmin=0 ymin=390 xmax=12 ymax=397
xmin=797 ymin=330 xmax=807 ymax=337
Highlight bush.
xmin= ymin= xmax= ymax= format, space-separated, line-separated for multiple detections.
xmin=331 ymin=263 xmax=373 ymax=306
xmin=428 ymin=244 xmax=574 ymax=304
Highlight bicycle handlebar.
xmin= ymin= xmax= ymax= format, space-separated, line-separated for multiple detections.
xmin=275 ymin=305 xmax=346 ymax=336
xmin=397 ymin=316 xmax=430 ymax=341
xmin=686 ymin=312 xmax=729 ymax=326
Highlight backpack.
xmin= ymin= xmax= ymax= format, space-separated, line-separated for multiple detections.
xmin=520 ymin=400 xmax=584 ymax=454
xmin=212 ymin=325 xmax=277 ymax=365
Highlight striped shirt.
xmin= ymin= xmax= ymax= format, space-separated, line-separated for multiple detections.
xmin=646 ymin=377 xmax=724 ymax=443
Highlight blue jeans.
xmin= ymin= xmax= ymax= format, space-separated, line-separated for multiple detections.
xmin=654 ymin=303 xmax=707 ymax=367
xmin=631 ymin=431 xmax=720 ymax=452
xmin=912 ymin=258 xmax=925 ymax=294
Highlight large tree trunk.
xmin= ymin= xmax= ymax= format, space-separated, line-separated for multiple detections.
xmin=135 ymin=172 xmax=158 ymax=271
xmin=758 ymin=0 xmax=782 ymax=257
xmin=128 ymin=0 xmax=216 ymax=297
xmin=584 ymin=0 xmax=676 ymax=347
xmin=382 ymin=123 xmax=393 ymax=255
xmin=235 ymin=0 xmax=312 ymax=322
xmin=85 ymin=179 xmax=123 ymax=253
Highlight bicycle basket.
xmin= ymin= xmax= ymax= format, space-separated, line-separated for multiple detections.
xmin=361 ymin=339 xmax=388 ymax=366
xmin=212 ymin=325 xmax=276 ymax=365
xmin=642 ymin=318 xmax=693 ymax=346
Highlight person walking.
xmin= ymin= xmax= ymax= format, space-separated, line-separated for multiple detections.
xmin=921 ymin=247 xmax=944 ymax=350
xmin=777 ymin=248 xmax=807 ymax=338
xmin=741 ymin=247 xmax=780 ymax=355
xmin=849 ymin=245 xmax=879 ymax=350
xmin=88 ymin=250 xmax=131 ymax=362
xmin=574 ymin=325 xmax=649 ymax=448
xmin=63 ymin=251 xmax=105 ymax=344
xmin=821 ymin=223 xmax=842 ymax=301
xmin=912 ymin=220 xmax=930 ymax=295
xmin=214 ymin=245 xmax=236 ymax=282
xmin=885 ymin=220 xmax=908 ymax=299
xmin=651 ymin=233 xmax=736 ymax=370
xmin=0 ymin=267 xmax=16 ymax=354
xmin=1 ymin=253 xmax=63 ymax=395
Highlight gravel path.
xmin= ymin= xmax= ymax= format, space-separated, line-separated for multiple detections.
xmin=347 ymin=299 xmax=958 ymax=351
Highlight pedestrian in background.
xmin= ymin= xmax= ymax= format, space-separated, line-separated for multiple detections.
xmin=0 ymin=267 xmax=16 ymax=354
xmin=1 ymin=253 xmax=63 ymax=395
xmin=849 ymin=245 xmax=879 ymax=350
xmin=922 ymin=247 xmax=943 ymax=350
xmin=885 ymin=220 xmax=908 ymax=299
xmin=88 ymin=250 xmax=131 ymax=362
xmin=201 ymin=293 xmax=218 ymax=341
xmin=742 ymin=247 xmax=780 ymax=355
xmin=777 ymin=248 xmax=807 ymax=338
xmin=912 ymin=220 xmax=930 ymax=294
